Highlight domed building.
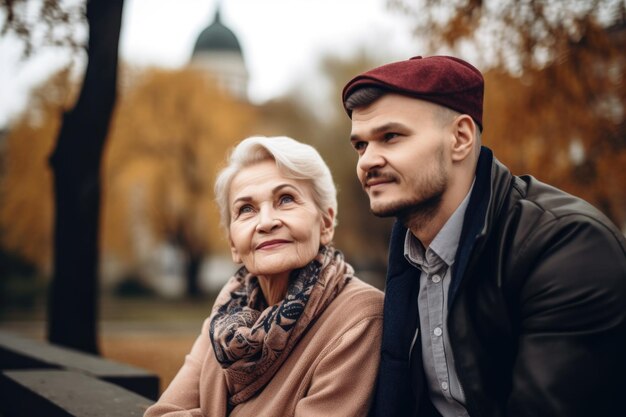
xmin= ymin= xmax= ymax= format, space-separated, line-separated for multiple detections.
xmin=190 ymin=5 xmax=249 ymax=100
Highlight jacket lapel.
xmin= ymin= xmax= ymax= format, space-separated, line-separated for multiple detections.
xmin=449 ymin=147 xmax=493 ymax=308
xmin=371 ymin=221 xmax=421 ymax=417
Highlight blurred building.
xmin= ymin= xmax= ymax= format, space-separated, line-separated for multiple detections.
xmin=189 ymin=5 xmax=249 ymax=101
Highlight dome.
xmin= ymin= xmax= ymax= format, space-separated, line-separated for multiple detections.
xmin=192 ymin=9 xmax=242 ymax=56
xmin=189 ymin=5 xmax=249 ymax=100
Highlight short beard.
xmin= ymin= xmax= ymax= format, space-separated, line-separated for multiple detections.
xmin=369 ymin=146 xmax=448 ymax=231
xmin=371 ymin=189 xmax=444 ymax=231
xmin=397 ymin=192 xmax=443 ymax=231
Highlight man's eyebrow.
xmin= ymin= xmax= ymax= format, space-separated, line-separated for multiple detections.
xmin=350 ymin=122 xmax=408 ymax=141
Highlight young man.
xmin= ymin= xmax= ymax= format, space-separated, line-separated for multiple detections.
xmin=342 ymin=55 xmax=626 ymax=417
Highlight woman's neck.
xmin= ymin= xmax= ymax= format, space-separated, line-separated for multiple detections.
xmin=257 ymin=273 xmax=290 ymax=305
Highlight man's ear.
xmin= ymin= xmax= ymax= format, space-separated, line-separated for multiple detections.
xmin=320 ymin=208 xmax=335 ymax=245
xmin=229 ymin=237 xmax=242 ymax=264
xmin=451 ymin=115 xmax=476 ymax=163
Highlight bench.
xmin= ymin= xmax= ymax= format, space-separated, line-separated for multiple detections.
xmin=0 ymin=330 xmax=159 ymax=400
xmin=0 ymin=369 xmax=153 ymax=417
xmin=0 ymin=330 xmax=159 ymax=416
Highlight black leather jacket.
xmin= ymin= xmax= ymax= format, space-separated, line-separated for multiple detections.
xmin=371 ymin=147 xmax=626 ymax=417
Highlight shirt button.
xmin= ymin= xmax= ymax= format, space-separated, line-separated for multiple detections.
xmin=441 ymin=381 xmax=449 ymax=390
xmin=433 ymin=327 xmax=443 ymax=336
xmin=432 ymin=275 xmax=441 ymax=283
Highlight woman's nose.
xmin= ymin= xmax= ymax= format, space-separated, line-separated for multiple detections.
xmin=256 ymin=206 xmax=281 ymax=232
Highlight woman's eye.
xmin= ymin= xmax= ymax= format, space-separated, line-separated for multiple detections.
xmin=238 ymin=205 xmax=253 ymax=215
xmin=279 ymin=194 xmax=295 ymax=205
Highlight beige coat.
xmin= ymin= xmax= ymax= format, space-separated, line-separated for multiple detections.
xmin=144 ymin=277 xmax=383 ymax=417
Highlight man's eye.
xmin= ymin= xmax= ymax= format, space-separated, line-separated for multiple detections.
xmin=352 ymin=141 xmax=367 ymax=151
xmin=279 ymin=194 xmax=295 ymax=205
xmin=383 ymin=132 xmax=399 ymax=141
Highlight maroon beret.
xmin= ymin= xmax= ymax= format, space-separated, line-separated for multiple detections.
xmin=342 ymin=55 xmax=484 ymax=130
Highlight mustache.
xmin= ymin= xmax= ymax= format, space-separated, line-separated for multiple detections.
xmin=362 ymin=169 xmax=396 ymax=187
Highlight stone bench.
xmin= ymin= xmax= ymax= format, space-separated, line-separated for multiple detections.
xmin=0 ymin=330 xmax=159 ymax=400
xmin=0 ymin=369 xmax=153 ymax=417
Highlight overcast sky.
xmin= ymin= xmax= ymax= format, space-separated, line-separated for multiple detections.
xmin=0 ymin=0 xmax=419 ymax=127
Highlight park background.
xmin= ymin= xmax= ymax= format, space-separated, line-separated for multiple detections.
xmin=1 ymin=0 xmax=625 ymax=395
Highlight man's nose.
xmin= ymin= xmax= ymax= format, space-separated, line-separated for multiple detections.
xmin=357 ymin=143 xmax=385 ymax=173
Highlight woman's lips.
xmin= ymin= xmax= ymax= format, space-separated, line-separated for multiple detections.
xmin=256 ymin=239 xmax=290 ymax=250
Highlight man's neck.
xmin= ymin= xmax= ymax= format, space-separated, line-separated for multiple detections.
xmin=406 ymin=177 xmax=475 ymax=248
xmin=404 ymin=206 xmax=452 ymax=249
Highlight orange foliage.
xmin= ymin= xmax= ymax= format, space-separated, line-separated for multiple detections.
xmin=1 ymin=66 xmax=258 ymax=277
xmin=0 ymin=118 xmax=56 ymax=270
xmin=0 ymin=70 xmax=76 ymax=270
xmin=103 ymin=67 xmax=258 ymax=267
xmin=392 ymin=0 xmax=626 ymax=227
xmin=483 ymin=32 xmax=626 ymax=225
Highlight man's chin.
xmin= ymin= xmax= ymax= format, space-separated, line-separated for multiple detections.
xmin=369 ymin=195 xmax=442 ymax=221
xmin=370 ymin=202 xmax=410 ymax=218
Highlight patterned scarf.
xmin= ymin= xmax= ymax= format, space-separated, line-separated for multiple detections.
xmin=209 ymin=245 xmax=352 ymax=405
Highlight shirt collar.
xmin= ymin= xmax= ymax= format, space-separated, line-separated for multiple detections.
xmin=404 ymin=180 xmax=475 ymax=268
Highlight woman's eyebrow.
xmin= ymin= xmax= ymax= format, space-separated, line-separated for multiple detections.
xmin=231 ymin=196 xmax=252 ymax=206
xmin=231 ymin=184 xmax=300 ymax=206
xmin=271 ymin=183 xmax=300 ymax=194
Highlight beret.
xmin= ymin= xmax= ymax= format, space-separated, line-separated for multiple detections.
xmin=342 ymin=55 xmax=484 ymax=130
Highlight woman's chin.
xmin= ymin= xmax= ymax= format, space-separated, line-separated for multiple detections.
xmin=248 ymin=254 xmax=312 ymax=278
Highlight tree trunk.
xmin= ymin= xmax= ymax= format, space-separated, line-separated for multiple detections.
xmin=47 ymin=0 xmax=125 ymax=354
xmin=185 ymin=253 xmax=202 ymax=298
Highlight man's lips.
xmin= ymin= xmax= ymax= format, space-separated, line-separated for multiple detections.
xmin=364 ymin=176 xmax=395 ymax=189
xmin=256 ymin=239 xmax=290 ymax=250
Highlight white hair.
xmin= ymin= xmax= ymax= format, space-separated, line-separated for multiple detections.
xmin=214 ymin=136 xmax=338 ymax=231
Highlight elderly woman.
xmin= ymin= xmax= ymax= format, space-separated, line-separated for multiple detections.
xmin=144 ymin=136 xmax=383 ymax=417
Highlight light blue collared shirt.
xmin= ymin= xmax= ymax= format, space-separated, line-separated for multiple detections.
xmin=404 ymin=183 xmax=474 ymax=417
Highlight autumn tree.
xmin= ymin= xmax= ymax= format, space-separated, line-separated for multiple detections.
xmin=103 ymin=67 xmax=258 ymax=296
xmin=0 ymin=72 xmax=71 ymax=314
xmin=1 ymin=0 xmax=125 ymax=353
xmin=391 ymin=0 xmax=626 ymax=228
xmin=1 ymin=65 xmax=259 ymax=300
xmin=0 ymin=71 xmax=71 ymax=273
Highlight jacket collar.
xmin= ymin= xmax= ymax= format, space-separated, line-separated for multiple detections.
xmin=377 ymin=147 xmax=514 ymax=417
xmin=447 ymin=146 xmax=493 ymax=305
xmin=387 ymin=147 xmax=513 ymax=306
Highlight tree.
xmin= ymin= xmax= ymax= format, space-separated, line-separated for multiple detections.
xmin=48 ymin=0 xmax=124 ymax=353
xmin=1 ymin=0 xmax=125 ymax=353
xmin=0 ymin=0 xmax=84 ymax=58
xmin=1 ymin=65 xmax=259 ymax=302
xmin=391 ymin=0 xmax=626 ymax=228
xmin=0 ymin=71 xmax=68 ymax=272
xmin=103 ymin=67 xmax=258 ymax=296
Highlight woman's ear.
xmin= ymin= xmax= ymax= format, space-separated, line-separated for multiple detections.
xmin=229 ymin=237 xmax=242 ymax=264
xmin=320 ymin=207 xmax=335 ymax=245
xmin=451 ymin=115 xmax=476 ymax=163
